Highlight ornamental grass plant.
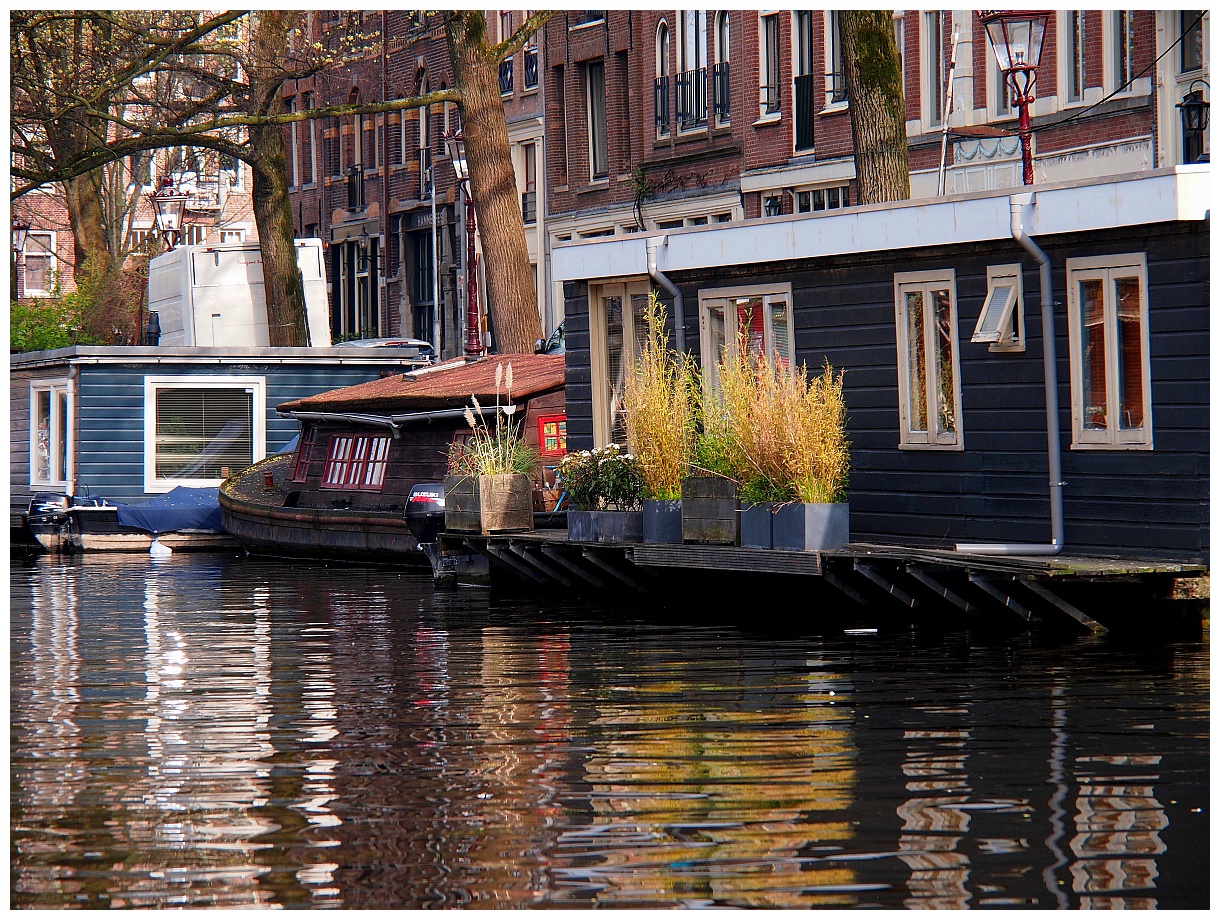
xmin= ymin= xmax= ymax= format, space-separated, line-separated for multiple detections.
xmin=447 ymin=361 xmax=538 ymax=477
xmin=712 ymin=334 xmax=850 ymax=505
xmin=622 ymin=292 xmax=699 ymax=501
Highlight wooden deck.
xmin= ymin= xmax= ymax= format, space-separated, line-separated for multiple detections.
xmin=437 ymin=531 xmax=1208 ymax=635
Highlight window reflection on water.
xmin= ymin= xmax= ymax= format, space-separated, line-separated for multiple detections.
xmin=10 ymin=557 xmax=1207 ymax=909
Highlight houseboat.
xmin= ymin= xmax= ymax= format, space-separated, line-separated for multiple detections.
xmin=11 ymin=344 xmax=431 ymax=552
xmin=219 ymin=352 xmax=567 ymax=563
xmin=551 ymin=166 xmax=1209 ymax=567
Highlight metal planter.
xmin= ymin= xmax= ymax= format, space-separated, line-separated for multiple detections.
xmin=772 ymin=502 xmax=849 ymax=552
xmin=642 ymin=499 xmax=683 ymax=544
xmin=739 ymin=503 xmax=774 ymax=549
xmin=567 ymin=509 xmax=644 ymax=544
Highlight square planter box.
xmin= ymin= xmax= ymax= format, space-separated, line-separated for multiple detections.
xmin=681 ymin=476 xmax=739 ymax=545
xmin=642 ymin=499 xmax=683 ymax=544
xmin=772 ymin=502 xmax=849 ymax=552
xmin=568 ymin=509 xmax=643 ymax=544
xmin=443 ymin=473 xmax=534 ymax=535
xmin=739 ymin=503 xmax=774 ymax=549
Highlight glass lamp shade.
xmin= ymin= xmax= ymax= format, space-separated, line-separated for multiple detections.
xmin=12 ymin=219 xmax=30 ymax=254
xmin=445 ymin=132 xmax=469 ymax=183
xmin=1179 ymin=88 xmax=1210 ymax=134
xmin=151 ymin=180 xmax=189 ymax=233
xmin=982 ymin=10 xmax=1049 ymax=72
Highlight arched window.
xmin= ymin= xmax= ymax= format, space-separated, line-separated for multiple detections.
xmin=655 ymin=21 xmax=671 ymax=136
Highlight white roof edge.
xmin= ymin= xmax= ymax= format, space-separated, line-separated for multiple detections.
xmin=551 ymin=166 xmax=1208 ymax=282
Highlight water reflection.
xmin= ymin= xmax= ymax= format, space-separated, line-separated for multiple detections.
xmin=9 ymin=555 xmax=1209 ymax=910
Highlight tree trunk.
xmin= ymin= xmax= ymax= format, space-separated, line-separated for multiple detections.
xmin=842 ymin=11 xmax=910 ymax=205
xmin=248 ymin=11 xmax=310 ymax=347
xmin=446 ymin=12 xmax=543 ymax=355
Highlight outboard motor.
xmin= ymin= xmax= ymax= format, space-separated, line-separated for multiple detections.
xmin=403 ymin=483 xmax=446 ymax=547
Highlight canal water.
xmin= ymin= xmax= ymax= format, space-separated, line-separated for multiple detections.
xmin=11 ymin=553 xmax=1209 ymax=910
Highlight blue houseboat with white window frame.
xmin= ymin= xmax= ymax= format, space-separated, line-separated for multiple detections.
xmin=10 ymin=345 xmax=431 ymax=551
xmin=552 ymin=165 xmax=1209 ymax=565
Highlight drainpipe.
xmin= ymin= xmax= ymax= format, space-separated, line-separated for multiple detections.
xmin=957 ymin=192 xmax=1064 ymax=556
xmin=646 ymin=236 xmax=686 ymax=353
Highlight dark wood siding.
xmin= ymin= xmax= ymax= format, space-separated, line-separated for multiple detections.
xmin=564 ymin=221 xmax=1209 ymax=561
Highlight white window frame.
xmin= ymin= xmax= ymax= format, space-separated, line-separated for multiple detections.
xmin=218 ymin=229 xmax=246 ymax=244
xmin=1065 ymin=253 xmax=1152 ymax=450
xmin=21 ymin=231 xmax=56 ymax=297
xmin=589 ymin=279 xmax=650 ymax=446
xmin=894 ymin=269 xmax=964 ymax=450
xmin=586 ymin=59 xmax=609 ymax=181
xmin=972 ymin=263 xmax=1026 ymax=353
xmin=824 ymin=10 xmax=847 ymax=110
xmin=304 ymin=92 xmax=317 ymax=186
xmin=288 ymin=95 xmax=299 ymax=188
xmin=758 ymin=11 xmax=782 ymax=122
xmin=656 ymin=19 xmax=672 ymax=139
xmin=793 ymin=183 xmax=851 ymax=213
xmin=1105 ymin=10 xmax=1136 ymax=96
xmin=29 ymin=379 xmax=73 ymax=491
xmin=1061 ymin=10 xmax=1087 ymax=105
xmin=698 ymin=283 xmax=796 ymax=397
xmin=143 ymin=375 xmax=266 ymax=492
xmin=922 ymin=11 xmax=945 ymax=129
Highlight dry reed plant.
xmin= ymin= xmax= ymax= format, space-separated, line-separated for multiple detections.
xmin=713 ymin=333 xmax=849 ymax=505
xmin=622 ymin=292 xmax=699 ymax=501
xmin=447 ymin=362 xmax=538 ymax=477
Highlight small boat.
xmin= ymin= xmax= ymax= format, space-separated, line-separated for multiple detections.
xmin=26 ymin=486 xmax=234 ymax=554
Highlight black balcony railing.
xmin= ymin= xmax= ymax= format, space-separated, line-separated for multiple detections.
xmin=654 ymin=75 xmax=670 ymax=134
xmin=521 ymin=189 xmax=537 ymax=224
xmin=524 ymin=48 xmax=538 ymax=89
xmin=345 ymin=164 xmax=364 ymax=209
xmin=499 ymin=58 xmax=514 ymax=95
xmin=711 ymin=62 xmax=730 ymax=121
xmin=675 ymin=67 xmax=707 ymax=129
xmin=795 ymin=73 xmax=815 ymax=151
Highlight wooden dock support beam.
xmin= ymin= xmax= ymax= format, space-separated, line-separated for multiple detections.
xmin=581 ymin=549 xmax=648 ymax=592
xmin=1019 ymin=577 xmax=1108 ymax=635
xmin=968 ymin=573 xmax=1039 ymax=623
xmin=506 ymin=541 xmax=573 ymax=588
xmin=906 ymin=565 xmax=975 ymax=613
xmin=853 ymin=561 xmax=920 ymax=609
xmin=538 ymin=545 xmax=610 ymax=589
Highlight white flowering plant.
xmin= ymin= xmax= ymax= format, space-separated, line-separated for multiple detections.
xmin=447 ymin=362 xmax=538 ymax=477
xmin=556 ymin=444 xmax=645 ymax=511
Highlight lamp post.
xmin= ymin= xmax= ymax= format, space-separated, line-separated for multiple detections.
xmin=12 ymin=218 xmax=30 ymax=301
xmin=149 ymin=176 xmax=189 ymax=249
xmin=980 ymin=10 xmax=1050 ymax=186
xmin=1177 ymin=79 xmax=1210 ymax=163
xmin=445 ymin=130 xmax=483 ymax=358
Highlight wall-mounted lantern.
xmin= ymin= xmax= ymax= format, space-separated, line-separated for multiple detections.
xmin=1178 ymin=79 xmax=1210 ymax=163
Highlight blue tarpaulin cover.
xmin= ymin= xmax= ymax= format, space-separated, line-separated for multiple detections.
xmin=115 ymin=486 xmax=223 ymax=534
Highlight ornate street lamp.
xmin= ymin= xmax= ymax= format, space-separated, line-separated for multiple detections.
xmin=980 ymin=9 xmax=1050 ymax=186
xmin=12 ymin=218 xmax=30 ymax=300
xmin=149 ymin=176 xmax=190 ymax=248
xmin=445 ymin=130 xmax=483 ymax=358
xmin=1177 ymin=79 xmax=1210 ymax=163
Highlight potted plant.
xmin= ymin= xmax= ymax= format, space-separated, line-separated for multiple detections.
xmin=707 ymin=331 xmax=851 ymax=552
xmin=559 ymin=443 xmax=645 ymax=543
xmin=444 ymin=362 xmax=537 ymax=535
xmin=680 ymin=367 xmax=744 ymax=546
xmin=622 ymin=292 xmax=698 ymax=544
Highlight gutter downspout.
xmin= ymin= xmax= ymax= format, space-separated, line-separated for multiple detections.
xmin=646 ymin=236 xmax=686 ymax=353
xmin=957 ymin=192 xmax=1064 ymax=556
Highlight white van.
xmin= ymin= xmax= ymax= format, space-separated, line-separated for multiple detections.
xmin=147 ymin=239 xmax=331 ymax=347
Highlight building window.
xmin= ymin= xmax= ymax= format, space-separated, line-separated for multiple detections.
xmin=586 ymin=60 xmax=608 ymax=180
xmin=698 ymin=285 xmax=795 ymax=395
xmin=760 ymin=12 xmax=781 ymax=117
xmin=521 ymin=141 xmax=537 ymax=224
xmin=537 ymin=414 xmax=568 ymax=458
xmin=677 ymin=10 xmax=707 ymax=130
xmin=143 ymin=376 xmax=265 ymax=491
xmin=712 ymin=11 xmax=730 ymax=125
xmin=573 ymin=11 xmax=604 ymax=28
xmin=21 ymin=232 xmax=55 ymax=296
xmin=655 ymin=21 xmax=671 ymax=137
xmin=303 ymin=93 xmax=317 ymax=184
xmin=321 ymin=434 xmax=391 ymax=490
xmin=795 ymin=185 xmax=850 ymax=212
xmin=1066 ymin=254 xmax=1152 ymax=449
xmin=992 ymin=56 xmax=1013 ymax=118
xmin=288 ymin=96 xmax=299 ymax=187
xmin=219 ymin=229 xmax=246 ymax=244
xmin=292 ymin=427 xmax=318 ymax=482
xmin=30 ymin=380 xmax=71 ymax=488
xmin=894 ymin=270 xmax=962 ymax=449
xmin=1064 ymin=11 xmax=1086 ymax=103
xmin=924 ymin=11 xmax=945 ymax=127
xmin=826 ymin=10 xmax=846 ymax=105
xmin=1181 ymin=11 xmax=1204 ymax=73
xmin=524 ymin=11 xmax=539 ymax=89
xmin=970 ymin=263 xmax=1025 ymax=353
xmin=1111 ymin=11 xmax=1135 ymax=90
xmin=590 ymin=282 xmax=650 ymax=446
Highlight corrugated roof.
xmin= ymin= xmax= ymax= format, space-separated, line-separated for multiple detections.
xmin=277 ymin=352 xmax=565 ymax=413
